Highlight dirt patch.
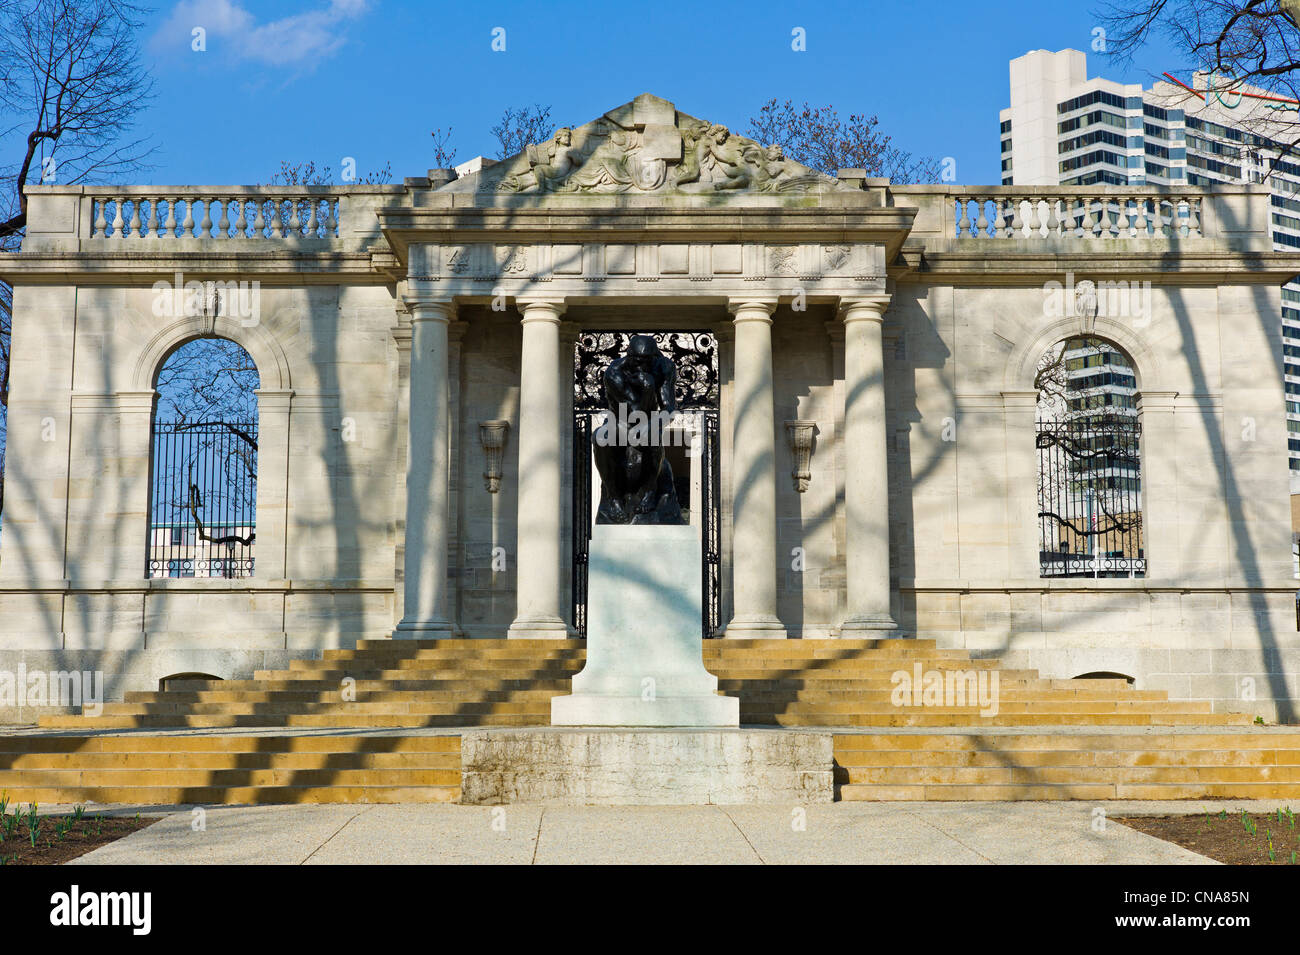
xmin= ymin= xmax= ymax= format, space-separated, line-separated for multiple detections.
xmin=0 ymin=811 xmax=156 ymax=865
xmin=1118 ymin=809 xmax=1300 ymax=865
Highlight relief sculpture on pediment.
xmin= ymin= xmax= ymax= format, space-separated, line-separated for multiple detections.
xmin=471 ymin=94 xmax=846 ymax=197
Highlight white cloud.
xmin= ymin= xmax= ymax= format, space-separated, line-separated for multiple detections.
xmin=154 ymin=0 xmax=370 ymax=66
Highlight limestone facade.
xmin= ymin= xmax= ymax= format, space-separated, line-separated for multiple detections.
xmin=1 ymin=95 xmax=1297 ymax=719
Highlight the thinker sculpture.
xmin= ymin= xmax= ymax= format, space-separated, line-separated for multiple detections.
xmin=592 ymin=335 xmax=685 ymax=525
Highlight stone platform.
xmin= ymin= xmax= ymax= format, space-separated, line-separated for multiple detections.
xmin=460 ymin=728 xmax=830 ymax=805
xmin=5 ymin=638 xmax=1300 ymax=805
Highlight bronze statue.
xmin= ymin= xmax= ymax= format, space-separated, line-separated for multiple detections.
xmin=592 ymin=335 xmax=685 ymax=525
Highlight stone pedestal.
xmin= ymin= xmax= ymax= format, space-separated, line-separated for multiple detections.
xmin=461 ymin=728 xmax=832 ymax=804
xmin=551 ymin=524 xmax=738 ymax=727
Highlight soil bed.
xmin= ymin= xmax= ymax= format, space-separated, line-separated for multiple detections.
xmin=0 ymin=812 xmax=155 ymax=865
xmin=1118 ymin=810 xmax=1300 ymax=865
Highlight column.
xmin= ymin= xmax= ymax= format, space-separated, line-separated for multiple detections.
xmin=840 ymin=296 xmax=898 ymax=632
xmin=725 ymin=298 xmax=786 ymax=639
xmin=394 ymin=297 xmax=454 ymax=637
xmin=508 ymin=298 xmax=569 ymax=638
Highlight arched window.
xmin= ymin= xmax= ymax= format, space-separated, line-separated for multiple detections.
xmin=147 ymin=338 xmax=260 ymax=578
xmin=1035 ymin=335 xmax=1144 ymax=579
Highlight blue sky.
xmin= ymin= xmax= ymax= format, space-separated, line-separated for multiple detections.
xmin=132 ymin=0 xmax=1185 ymax=186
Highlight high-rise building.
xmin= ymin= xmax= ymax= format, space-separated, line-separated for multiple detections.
xmin=1002 ymin=48 xmax=1300 ymax=481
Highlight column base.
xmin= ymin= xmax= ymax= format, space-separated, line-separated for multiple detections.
xmin=393 ymin=619 xmax=454 ymax=639
xmin=839 ymin=613 xmax=900 ymax=633
xmin=722 ymin=615 xmax=788 ymax=640
xmin=507 ymin=616 xmax=570 ymax=640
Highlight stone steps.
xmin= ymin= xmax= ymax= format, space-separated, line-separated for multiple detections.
xmin=0 ymin=734 xmax=462 ymax=805
xmin=833 ymin=731 xmax=1300 ymax=800
xmin=96 ymin=699 xmax=1220 ymax=717
xmin=9 ymin=638 xmax=1288 ymax=803
xmin=125 ymin=686 xmax=1169 ymax=704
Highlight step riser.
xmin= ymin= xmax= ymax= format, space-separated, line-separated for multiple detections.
xmin=838 ymin=783 xmax=1300 ymax=801
xmin=839 ymin=767 xmax=1300 ymax=784
xmin=0 ymin=787 xmax=460 ymax=804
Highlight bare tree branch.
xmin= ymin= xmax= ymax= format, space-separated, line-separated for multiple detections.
xmin=746 ymin=98 xmax=942 ymax=183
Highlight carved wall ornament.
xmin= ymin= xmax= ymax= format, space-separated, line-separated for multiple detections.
xmin=824 ymin=245 xmax=852 ymax=271
xmin=498 ymin=246 xmax=529 ymax=275
xmin=769 ymin=246 xmax=798 ymax=276
xmin=479 ymin=420 xmax=510 ymax=493
xmin=447 ymin=94 xmax=848 ymax=197
xmin=785 ymin=419 xmax=818 ymax=492
xmin=445 ymin=247 xmax=471 ymax=274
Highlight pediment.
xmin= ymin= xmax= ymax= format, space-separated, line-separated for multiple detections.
xmin=444 ymin=93 xmax=849 ymax=197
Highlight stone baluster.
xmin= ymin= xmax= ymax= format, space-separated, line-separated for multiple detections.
xmin=993 ymin=197 xmax=1007 ymax=237
xmin=1186 ymin=196 xmax=1201 ymax=237
xmin=1080 ymin=198 xmax=1095 ymax=237
xmin=234 ymin=199 xmax=247 ymax=237
xmin=974 ymin=197 xmax=988 ymax=239
xmin=288 ymin=199 xmax=301 ymax=236
xmin=306 ymin=198 xmax=319 ymax=237
xmin=253 ymin=199 xmax=266 ymax=237
xmin=143 ymin=198 xmax=157 ymax=238
xmin=198 ymin=198 xmax=213 ymax=237
xmin=216 ymin=198 xmax=230 ymax=237
xmin=93 ymin=198 xmax=107 ymax=238
xmin=1116 ymin=199 xmax=1130 ymax=237
xmin=164 ymin=198 xmax=177 ymax=237
xmin=1133 ymin=196 xmax=1147 ymax=235
xmin=181 ymin=197 xmax=195 ymax=237
xmin=956 ymin=198 xmax=970 ymax=237
xmin=326 ymin=198 xmax=338 ymax=236
xmin=1026 ymin=197 xmax=1041 ymax=236
xmin=271 ymin=199 xmax=285 ymax=238
xmin=1047 ymin=198 xmax=1062 ymax=236
xmin=110 ymin=196 xmax=124 ymax=238
xmin=1010 ymin=197 xmax=1024 ymax=236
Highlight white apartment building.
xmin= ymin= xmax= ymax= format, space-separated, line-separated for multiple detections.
xmin=1002 ymin=48 xmax=1300 ymax=481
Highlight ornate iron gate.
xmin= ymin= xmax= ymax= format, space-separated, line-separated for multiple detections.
xmin=147 ymin=419 xmax=257 ymax=578
xmin=572 ymin=330 xmax=721 ymax=637
xmin=1037 ymin=419 xmax=1145 ymax=578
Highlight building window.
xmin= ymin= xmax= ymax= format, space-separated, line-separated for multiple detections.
xmin=147 ymin=337 xmax=260 ymax=579
xmin=1036 ymin=336 xmax=1145 ymax=579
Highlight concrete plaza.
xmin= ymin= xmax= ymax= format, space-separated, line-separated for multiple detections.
xmin=57 ymin=800 xmax=1255 ymax=865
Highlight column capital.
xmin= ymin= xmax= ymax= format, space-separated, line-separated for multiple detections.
xmin=838 ymin=295 xmax=892 ymax=323
xmin=517 ymin=297 xmax=567 ymax=321
xmin=727 ymin=297 xmax=779 ymax=321
xmin=401 ymin=295 xmax=456 ymax=323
